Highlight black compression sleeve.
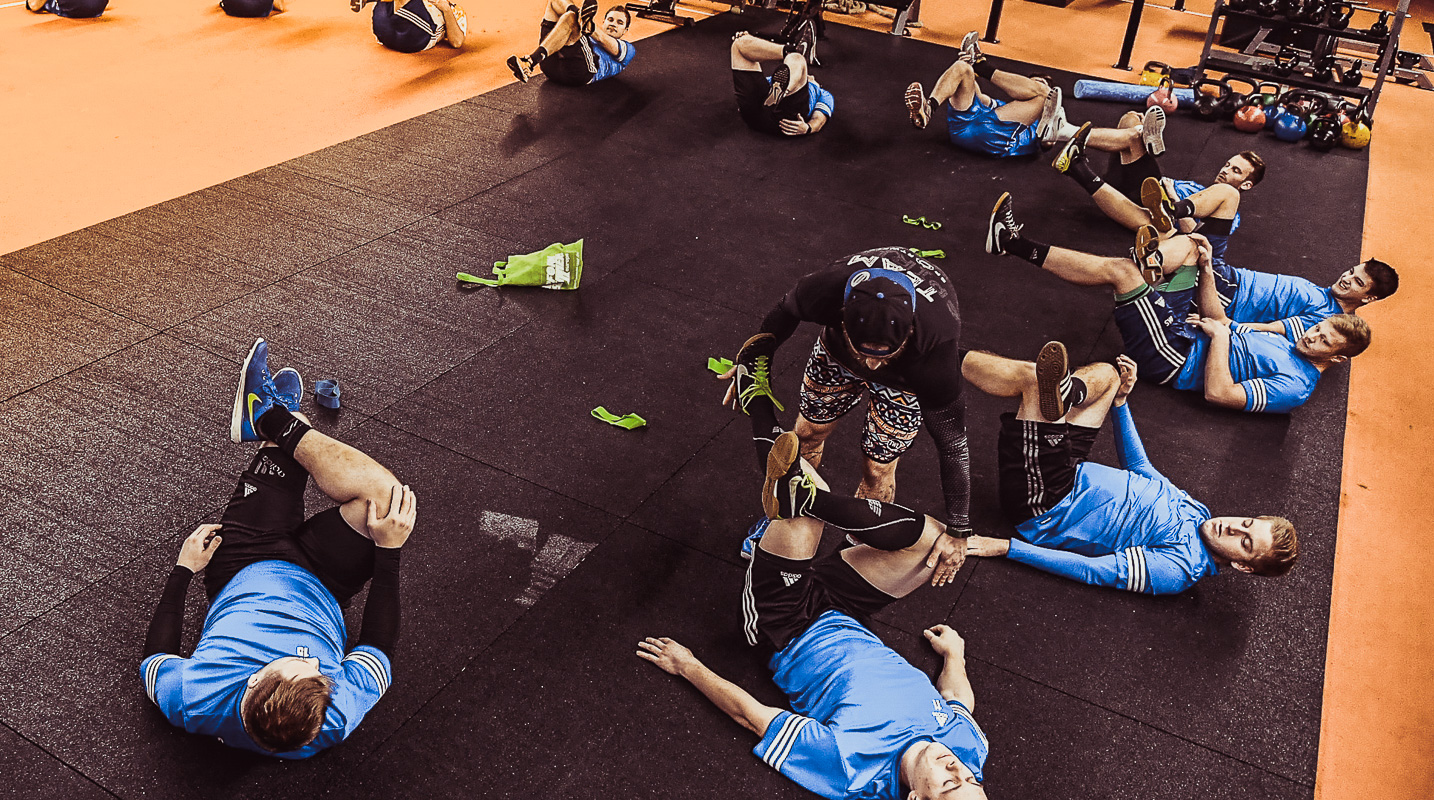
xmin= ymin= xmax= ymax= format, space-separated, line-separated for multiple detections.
xmin=924 ymin=398 xmax=973 ymax=534
xmin=142 ymin=566 xmax=194 ymax=658
xmin=357 ymin=547 xmax=402 ymax=656
xmin=757 ymin=299 xmax=803 ymax=346
xmin=809 ymin=490 xmax=926 ymax=550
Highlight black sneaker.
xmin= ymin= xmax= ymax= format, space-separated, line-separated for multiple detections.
xmin=763 ymin=431 xmax=815 ymax=520
xmin=785 ymin=19 xmax=816 ymax=62
xmin=1035 ymin=341 xmax=1069 ymax=422
xmin=507 ymin=55 xmax=534 ymax=83
xmin=986 ymin=192 xmax=1022 ymax=256
xmin=732 ymin=333 xmax=784 ymax=415
xmin=578 ymin=0 xmax=598 ymax=36
xmin=765 ymin=64 xmax=791 ymax=106
xmin=1051 ymin=121 xmax=1091 ymax=173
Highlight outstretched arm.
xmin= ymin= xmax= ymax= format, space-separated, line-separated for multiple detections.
xmin=355 ymin=486 xmax=417 ymax=656
xmin=924 ymin=625 xmax=975 ymax=712
xmin=142 ymin=525 xmax=222 ymax=658
xmin=923 ymin=397 xmax=972 ymax=581
xmin=1004 ymin=538 xmax=1196 ymax=595
xmin=1109 ymin=355 xmax=1166 ymax=481
xmin=637 ymin=637 xmax=783 ymax=736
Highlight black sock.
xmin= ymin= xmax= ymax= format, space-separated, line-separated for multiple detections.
xmin=1062 ymin=376 xmax=1088 ymax=408
xmin=973 ymin=58 xmax=996 ymax=80
xmin=1069 ymin=158 xmax=1105 ymax=195
xmin=748 ymin=396 xmax=782 ymax=472
xmin=256 ymin=407 xmax=312 ymax=458
xmin=527 ymin=45 xmax=548 ymax=63
xmin=808 ymin=491 xmax=926 ymax=550
xmin=1007 ymin=235 xmax=1050 ymax=268
xmin=1200 ymin=217 xmax=1233 ymax=236
xmin=1171 ymin=198 xmax=1196 ymax=219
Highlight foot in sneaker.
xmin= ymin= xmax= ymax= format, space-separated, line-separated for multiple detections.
xmin=958 ymin=30 xmax=983 ymax=64
xmin=507 ymin=55 xmax=534 ymax=83
xmin=732 ymin=333 xmax=785 ymax=414
xmin=763 ymin=431 xmax=815 ymax=520
xmin=1132 ymin=224 xmax=1164 ymax=287
xmin=350 ymin=0 xmax=367 ymax=12
xmin=1141 ymin=105 xmax=1166 ymax=156
xmin=1140 ymin=176 xmax=1176 ymax=234
xmin=1035 ymin=341 xmax=1069 ymax=422
xmin=784 ymin=18 xmax=816 ymax=62
xmin=765 ymin=65 xmax=791 ymax=106
xmin=905 ymin=82 xmax=930 ymax=129
xmin=1036 ymin=87 xmax=1065 ymax=148
xmin=272 ymin=367 xmax=303 ymax=413
xmin=740 ymin=517 xmax=771 ymax=560
xmin=230 ymin=339 xmax=283 ymax=444
xmin=986 ymin=192 xmax=1022 ymax=256
xmin=1051 ymin=121 xmax=1091 ymax=173
xmin=578 ymin=0 xmax=598 ymax=36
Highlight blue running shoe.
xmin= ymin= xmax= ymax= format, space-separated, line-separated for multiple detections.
xmin=229 ymin=338 xmax=281 ymax=443
xmin=740 ymin=517 xmax=772 ymax=561
xmin=272 ymin=367 xmax=303 ymax=413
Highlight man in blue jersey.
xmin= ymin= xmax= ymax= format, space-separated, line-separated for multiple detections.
xmin=988 ymin=195 xmax=1373 ymax=413
xmin=24 ymin=0 xmax=108 ymax=17
xmin=638 ymin=507 xmax=990 ymax=799
xmin=903 ymin=32 xmax=1077 ymax=158
xmin=354 ymin=0 xmax=468 ymax=54
xmin=730 ymin=24 xmax=832 ymax=137
xmin=140 ymin=339 xmax=417 ymax=758
xmin=1051 ymin=118 xmax=1263 ymax=263
xmin=506 ymin=0 xmax=635 ymax=86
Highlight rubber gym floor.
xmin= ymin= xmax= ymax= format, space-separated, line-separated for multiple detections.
xmin=2 ymin=0 xmax=1431 ymax=798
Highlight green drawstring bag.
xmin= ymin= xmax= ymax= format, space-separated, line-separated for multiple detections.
xmin=457 ymin=240 xmax=584 ymax=290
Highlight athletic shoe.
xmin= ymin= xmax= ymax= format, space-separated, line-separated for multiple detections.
xmin=507 ymin=55 xmax=534 ymax=83
xmin=904 ymin=82 xmax=930 ymax=129
xmin=986 ymin=192 xmax=1022 ymax=256
xmin=958 ymin=30 xmax=983 ymax=64
xmin=786 ymin=19 xmax=816 ymax=63
xmin=349 ymin=0 xmax=366 ymax=11
xmin=1140 ymin=176 xmax=1176 ymax=234
xmin=1036 ymin=87 xmax=1065 ymax=148
xmin=1035 ymin=341 xmax=1069 ymax=422
xmin=1141 ymin=105 xmax=1167 ymax=156
xmin=578 ymin=0 xmax=598 ymax=36
xmin=765 ymin=64 xmax=791 ymax=106
xmin=763 ymin=431 xmax=816 ymax=520
xmin=272 ymin=367 xmax=303 ymax=413
xmin=230 ymin=339 xmax=282 ymax=444
xmin=740 ymin=517 xmax=771 ymax=560
xmin=732 ymin=333 xmax=785 ymax=414
xmin=1132 ymin=224 xmax=1164 ymax=287
xmin=1051 ymin=121 xmax=1091 ymax=173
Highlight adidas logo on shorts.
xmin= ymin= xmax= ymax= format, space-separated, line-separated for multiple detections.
xmin=242 ymin=482 xmax=257 ymax=497
xmin=1044 ymin=434 xmax=1064 ymax=446
xmin=866 ymin=499 xmax=883 ymax=516
xmin=781 ymin=571 xmax=802 ymax=587
xmin=253 ymin=455 xmax=286 ymax=478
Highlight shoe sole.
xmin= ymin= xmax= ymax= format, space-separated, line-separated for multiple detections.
xmin=1141 ymin=177 xmax=1175 ymax=234
xmin=507 ymin=56 xmax=529 ymax=83
xmin=960 ymin=30 xmax=979 ymax=62
xmin=904 ymin=82 xmax=928 ymax=129
xmin=1051 ymin=121 xmax=1090 ymax=172
xmin=230 ymin=338 xmax=264 ymax=444
xmin=1142 ymin=106 xmax=1166 ymax=156
xmin=1134 ymin=225 xmax=1163 ymax=287
xmin=986 ymin=192 xmax=1011 ymax=255
xmin=1035 ymin=341 xmax=1069 ymax=422
xmin=579 ymin=0 xmax=597 ymax=35
xmin=1037 ymin=87 xmax=1062 ymax=146
xmin=763 ymin=431 xmax=801 ymax=520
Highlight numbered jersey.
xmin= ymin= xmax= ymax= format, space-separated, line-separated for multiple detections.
xmin=139 ymin=561 xmax=391 ymax=759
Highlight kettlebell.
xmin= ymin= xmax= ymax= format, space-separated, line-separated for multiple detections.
xmin=1271 ymin=46 xmax=1300 ymax=77
xmin=1233 ymin=97 xmax=1267 ymax=132
xmin=1256 ymin=81 xmax=1282 ymax=106
xmin=1326 ymin=1 xmax=1352 ymax=28
xmin=1300 ymin=93 xmax=1328 ymax=123
xmin=1254 ymin=0 xmax=1280 ymax=15
xmin=1311 ymin=55 xmax=1336 ymax=82
xmin=1219 ymin=77 xmax=1255 ymax=119
xmin=1397 ymin=50 xmax=1422 ymax=70
xmin=1299 ymin=0 xmax=1327 ymax=24
xmin=1193 ymin=78 xmax=1228 ymax=120
xmin=1339 ymin=117 xmax=1371 ymax=148
xmin=1337 ymin=59 xmax=1363 ymax=87
xmin=1368 ymin=10 xmax=1389 ymax=37
xmin=1273 ymin=111 xmax=1308 ymax=142
xmin=1146 ymin=77 xmax=1178 ymax=113
xmin=1139 ymin=61 xmax=1171 ymax=87
xmin=1308 ymin=115 xmax=1340 ymax=151
xmin=1277 ymin=0 xmax=1301 ymax=18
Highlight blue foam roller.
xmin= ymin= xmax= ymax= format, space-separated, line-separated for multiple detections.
xmin=1073 ymin=79 xmax=1198 ymax=110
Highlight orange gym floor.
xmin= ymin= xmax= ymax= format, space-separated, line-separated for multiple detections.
xmin=3 ymin=0 xmax=1431 ymax=797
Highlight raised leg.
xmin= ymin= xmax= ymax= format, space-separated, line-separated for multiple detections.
xmin=930 ymin=59 xmax=983 ymax=113
xmin=287 ymin=427 xmax=402 ymax=540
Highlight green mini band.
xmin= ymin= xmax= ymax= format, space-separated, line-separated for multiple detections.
xmin=592 ymin=406 xmax=647 ymax=429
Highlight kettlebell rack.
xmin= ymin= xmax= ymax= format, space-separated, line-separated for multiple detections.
xmin=1194 ymin=0 xmax=1409 ymax=122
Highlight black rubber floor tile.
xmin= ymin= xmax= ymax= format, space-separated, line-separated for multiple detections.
xmin=358 ymin=103 xmax=566 ymax=180
xmin=378 ymin=278 xmax=752 ymax=517
xmin=224 ymin=165 xmax=430 ymax=240
xmin=283 ymin=139 xmax=507 ymax=213
xmin=0 ymin=722 xmax=113 ymax=800
xmin=354 ymin=524 xmax=808 ymax=800
xmin=0 ymin=547 xmax=87 ymax=638
xmin=168 ymin=264 xmax=528 ymax=417
xmin=0 ymin=267 xmax=155 ymax=400
xmin=2 ymin=221 xmax=272 ymax=330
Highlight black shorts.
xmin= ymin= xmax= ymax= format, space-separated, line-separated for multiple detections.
xmin=539 ymin=19 xmax=597 ymax=86
xmin=1105 ymin=152 xmax=1164 ymax=203
xmin=219 ymin=0 xmax=274 ymax=17
xmin=742 ymin=537 xmax=898 ymax=652
xmin=733 ymin=69 xmax=812 ymax=136
xmin=206 ymin=448 xmax=376 ymax=607
xmin=43 ymin=0 xmax=108 ymax=16
xmin=996 ymin=412 xmax=1099 ymax=526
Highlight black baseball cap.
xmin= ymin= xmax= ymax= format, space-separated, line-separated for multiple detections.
xmin=842 ymin=270 xmax=917 ymax=357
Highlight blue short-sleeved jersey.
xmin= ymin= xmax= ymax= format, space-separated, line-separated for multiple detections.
xmin=1173 ymin=323 xmax=1321 ymax=413
xmin=1227 ymin=268 xmax=1341 ymax=339
xmin=591 ymin=39 xmax=635 ymax=82
xmin=139 ymin=561 xmax=392 ymax=759
xmin=946 ymin=97 xmax=1040 ymax=158
xmin=756 ymin=611 xmax=988 ymax=799
xmin=807 ymin=78 xmax=835 ymax=119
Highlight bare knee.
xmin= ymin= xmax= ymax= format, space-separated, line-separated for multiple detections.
xmin=949 ymin=60 xmax=976 ymax=83
xmin=1075 ymin=361 xmax=1119 ymax=400
xmin=1118 ymin=111 xmax=1143 ymax=129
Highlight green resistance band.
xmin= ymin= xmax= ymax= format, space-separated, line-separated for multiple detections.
xmin=592 ymin=406 xmax=647 ymax=429
xmin=912 ymin=248 xmax=945 ymax=259
xmin=902 ymin=214 xmax=943 ymax=231
xmin=707 ymin=357 xmax=734 ymax=375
